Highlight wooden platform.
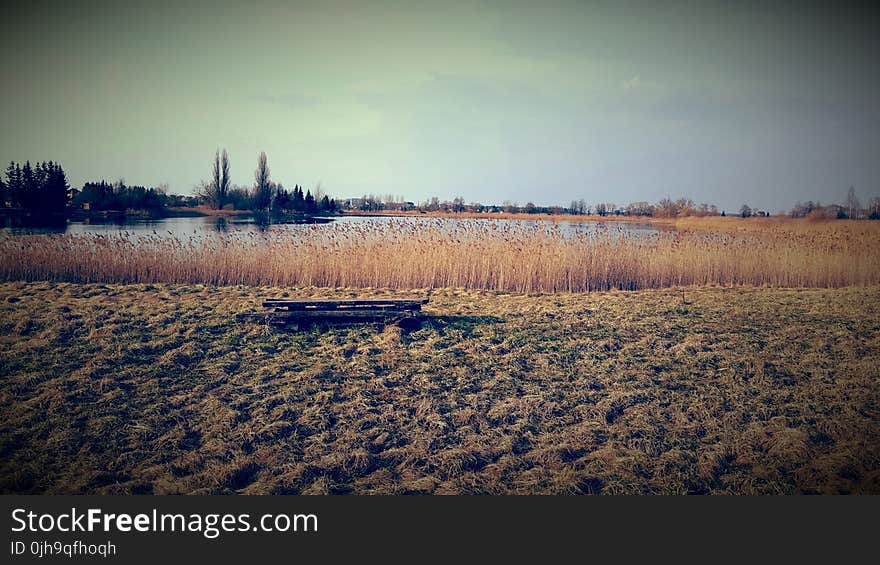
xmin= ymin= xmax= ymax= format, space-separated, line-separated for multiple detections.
xmin=239 ymin=298 xmax=430 ymax=329
xmin=262 ymin=298 xmax=427 ymax=310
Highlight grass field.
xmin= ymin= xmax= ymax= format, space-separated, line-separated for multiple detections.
xmin=1 ymin=281 xmax=877 ymax=494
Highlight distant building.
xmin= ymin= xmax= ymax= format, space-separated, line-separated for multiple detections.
xmin=827 ymin=204 xmax=847 ymax=218
xmin=343 ymin=198 xmax=365 ymax=210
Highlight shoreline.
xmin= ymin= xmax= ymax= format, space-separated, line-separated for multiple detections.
xmin=340 ymin=209 xmax=674 ymax=224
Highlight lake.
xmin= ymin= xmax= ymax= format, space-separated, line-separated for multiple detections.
xmin=0 ymin=214 xmax=662 ymax=239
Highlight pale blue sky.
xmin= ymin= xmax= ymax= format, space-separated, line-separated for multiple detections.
xmin=1 ymin=0 xmax=878 ymax=212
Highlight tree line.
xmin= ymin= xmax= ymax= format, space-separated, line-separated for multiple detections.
xmin=2 ymin=154 xmax=877 ymax=221
xmin=1 ymin=161 xmax=69 ymax=215
xmin=198 ymin=150 xmax=338 ymax=214
xmin=1 ymin=151 xmax=339 ymax=217
xmin=788 ymin=187 xmax=880 ymax=220
xmin=70 ymin=180 xmax=197 ymax=212
xmin=345 ymin=195 xmax=732 ymax=217
xmin=345 ymin=190 xmax=879 ymax=220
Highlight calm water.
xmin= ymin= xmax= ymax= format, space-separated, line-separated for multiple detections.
xmin=0 ymin=214 xmax=662 ymax=239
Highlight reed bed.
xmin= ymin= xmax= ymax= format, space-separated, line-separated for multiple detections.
xmin=1 ymin=219 xmax=878 ymax=291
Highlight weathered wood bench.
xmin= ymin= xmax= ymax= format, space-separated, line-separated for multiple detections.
xmin=239 ymin=298 xmax=430 ymax=330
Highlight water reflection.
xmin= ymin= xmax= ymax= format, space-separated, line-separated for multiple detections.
xmin=251 ymin=212 xmax=271 ymax=232
xmin=213 ymin=217 xmax=229 ymax=233
xmin=0 ymin=214 xmax=68 ymax=234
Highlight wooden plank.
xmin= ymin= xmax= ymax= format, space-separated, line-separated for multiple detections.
xmin=262 ymin=298 xmax=428 ymax=306
xmin=238 ymin=310 xmax=426 ymax=330
xmin=266 ymin=310 xmax=419 ymax=320
xmin=261 ymin=298 xmax=427 ymax=310
xmin=266 ymin=304 xmax=423 ymax=311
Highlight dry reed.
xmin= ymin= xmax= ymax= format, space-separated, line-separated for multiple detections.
xmin=1 ymin=219 xmax=878 ymax=292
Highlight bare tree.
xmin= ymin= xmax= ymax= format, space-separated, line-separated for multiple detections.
xmin=253 ymin=151 xmax=272 ymax=210
xmin=655 ymin=198 xmax=675 ymax=217
xmin=675 ymin=198 xmax=695 ymax=216
xmin=219 ymin=149 xmax=230 ymax=207
xmin=868 ymin=197 xmax=880 ymax=220
xmin=201 ymin=150 xmax=230 ymax=209
xmin=210 ymin=150 xmax=222 ymax=209
xmin=579 ymin=199 xmax=590 ymax=215
xmin=626 ymin=201 xmax=653 ymax=217
xmin=846 ymin=186 xmax=861 ymax=219
xmin=195 ymin=180 xmax=213 ymax=207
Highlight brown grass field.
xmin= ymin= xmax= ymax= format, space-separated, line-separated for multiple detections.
xmin=1 ymin=282 xmax=878 ymax=494
xmin=1 ymin=218 xmax=878 ymax=291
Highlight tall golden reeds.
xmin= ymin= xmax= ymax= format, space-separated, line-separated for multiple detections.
xmin=1 ymin=219 xmax=878 ymax=292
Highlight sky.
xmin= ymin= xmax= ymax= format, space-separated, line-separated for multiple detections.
xmin=1 ymin=0 xmax=878 ymax=212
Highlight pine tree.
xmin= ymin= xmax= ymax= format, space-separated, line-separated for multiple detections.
xmin=292 ymin=185 xmax=304 ymax=212
xmin=4 ymin=161 xmax=18 ymax=207
xmin=44 ymin=162 xmax=69 ymax=214
xmin=274 ymin=185 xmax=291 ymax=211
xmin=305 ymin=189 xmax=316 ymax=213
xmin=33 ymin=162 xmax=45 ymax=199
xmin=21 ymin=161 xmax=37 ymax=211
xmin=7 ymin=163 xmax=23 ymax=207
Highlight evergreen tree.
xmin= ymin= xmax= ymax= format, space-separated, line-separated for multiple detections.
xmin=3 ymin=162 xmax=18 ymax=207
xmin=305 ymin=189 xmax=316 ymax=213
xmin=5 ymin=163 xmax=25 ymax=208
xmin=292 ymin=184 xmax=305 ymax=212
xmin=44 ymin=162 xmax=69 ymax=213
xmin=273 ymin=183 xmax=290 ymax=211
xmin=21 ymin=161 xmax=37 ymax=210
xmin=5 ymin=162 xmax=16 ymax=190
xmin=77 ymin=181 xmax=113 ymax=210
xmin=34 ymin=162 xmax=48 ymax=196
